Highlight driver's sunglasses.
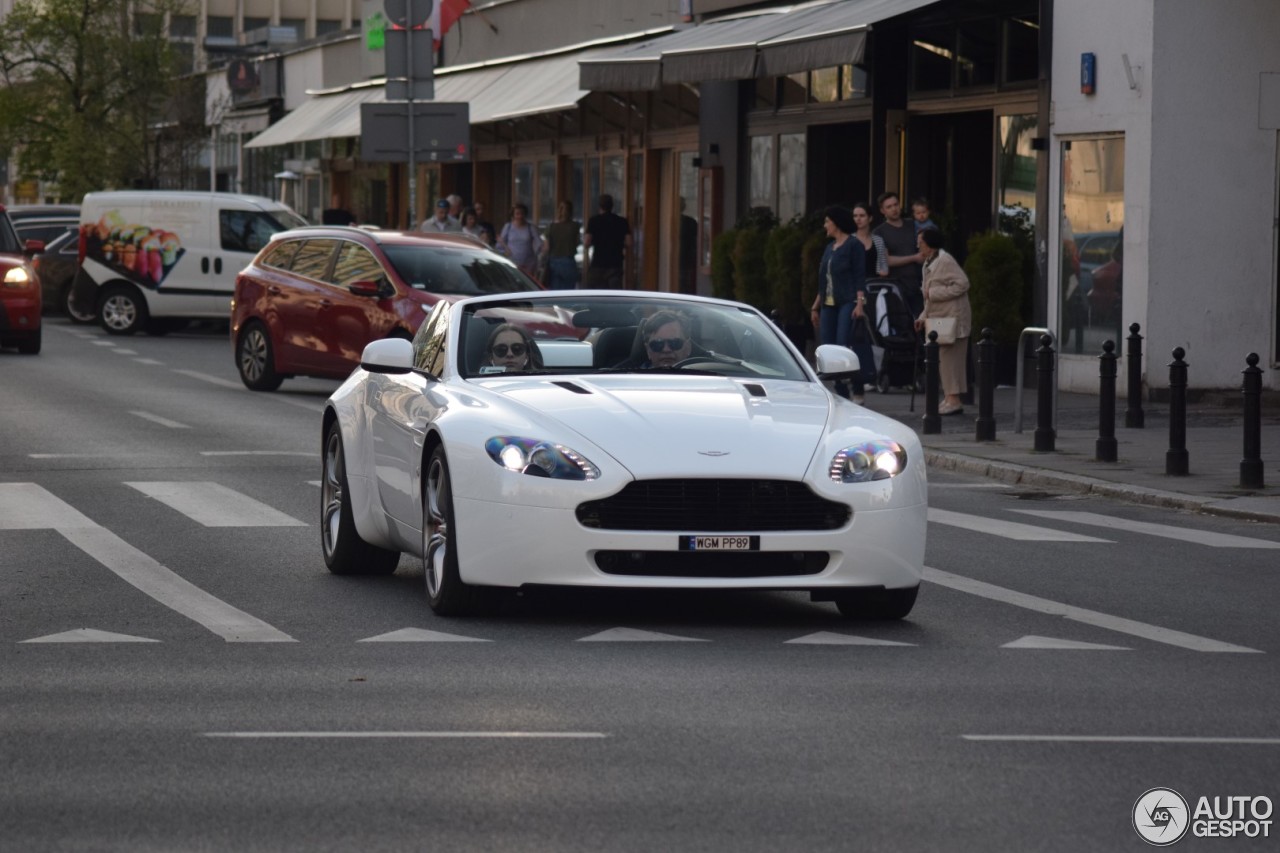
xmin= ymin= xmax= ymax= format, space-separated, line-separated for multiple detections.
xmin=491 ymin=343 xmax=527 ymax=357
xmin=647 ymin=337 xmax=686 ymax=353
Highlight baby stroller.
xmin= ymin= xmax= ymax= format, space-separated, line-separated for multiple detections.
xmin=865 ymin=280 xmax=923 ymax=405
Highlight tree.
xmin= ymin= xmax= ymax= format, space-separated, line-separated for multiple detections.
xmin=0 ymin=0 xmax=195 ymax=200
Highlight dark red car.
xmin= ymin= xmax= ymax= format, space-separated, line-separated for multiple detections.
xmin=0 ymin=206 xmax=45 ymax=355
xmin=231 ymin=226 xmax=538 ymax=391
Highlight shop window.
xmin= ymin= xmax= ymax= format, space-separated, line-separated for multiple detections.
xmin=841 ymin=64 xmax=868 ymax=99
xmin=956 ymin=19 xmax=999 ymax=87
xmin=587 ymin=157 xmax=601 ymax=213
xmin=570 ymin=158 xmax=585 ymax=221
xmin=911 ymin=23 xmax=953 ymax=91
xmin=777 ymin=133 xmax=806 ymax=223
xmin=749 ymin=136 xmax=775 ymax=212
xmin=753 ymin=77 xmax=777 ymax=111
xmin=1004 ymin=16 xmax=1039 ymax=84
xmin=997 ymin=114 xmax=1037 ymax=221
xmin=1060 ymin=137 xmax=1125 ymax=356
xmin=537 ymin=159 xmax=556 ymax=227
xmin=780 ymin=72 xmax=808 ymax=108
xmin=810 ymin=67 xmax=840 ymax=103
xmin=514 ymin=162 xmax=533 ymax=209
xmin=603 ymin=155 xmax=625 ymax=206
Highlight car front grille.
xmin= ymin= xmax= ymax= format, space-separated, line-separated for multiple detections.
xmin=595 ymin=550 xmax=829 ymax=578
xmin=576 ymin=479 xmax=850 ymax=532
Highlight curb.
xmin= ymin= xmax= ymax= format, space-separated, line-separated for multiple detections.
xmin=924 ymin=450 xmax=1280 ymax=525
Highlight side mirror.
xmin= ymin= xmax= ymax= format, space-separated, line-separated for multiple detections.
xmin=360 ymin=337 xmax=414 ymax=374
xmin=347 ymin=279 xmax=385 ymax=298
xmin=814 ymin=344 xmax=860 ymax=379
xmin=23 ymin=239 xmax=45 ymax=257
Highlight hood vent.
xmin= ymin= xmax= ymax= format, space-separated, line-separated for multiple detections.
xmin=552 ymin=381 xmax=592 ymax=395
xmin=744 ymin=383 xmax=767 ymax=397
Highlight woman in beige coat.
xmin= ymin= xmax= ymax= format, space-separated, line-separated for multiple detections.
xmin=914 ymin=228 xmax=972 ymax=415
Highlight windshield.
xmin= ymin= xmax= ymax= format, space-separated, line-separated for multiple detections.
xmin=457 ymin=296 xmax=810 ymax=381
xmin=383 ymin=246 xmax=535 ymax=296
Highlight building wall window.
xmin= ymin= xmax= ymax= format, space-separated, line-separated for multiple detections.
xmin=777 ymin=133 xmax=806 ymax=222
xmin=280 ymin=18 xmax=307 ymax=40
xmin=1004 ymin=16 xmax=1039 ymax=83
xmin=170 ymin=14 xmax=197 ymax=38
xmin=956 ymin=19 xmax=999 ymax=87
xmin=207 ymin=15 xmax=234 ymax=38
xmin=749 ymin=135 xmax=775 ymax=211
xmin=997 ymin=114 xmax=1037 ymax=218
xmin=910 ymin=6 xmax=1038 ymax=94
xmin=245 ymin=17 xmax=270 ymax=33
xmin=1060 ymin=137 xmax=1125 ymax=355
xmin=316 ymin=19 xmax=343 ymax=36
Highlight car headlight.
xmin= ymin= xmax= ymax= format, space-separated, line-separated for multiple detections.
xmin=2 ymin=266 xmax=32 ymax=288
xmin=828 ymin=440 xmax=907 ymax=483
xmin=485 ymin=436 xmax=600 ymax=480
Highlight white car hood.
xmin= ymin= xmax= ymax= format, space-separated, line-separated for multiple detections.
xmin=484 ymin=376 xmax=844 ymax=480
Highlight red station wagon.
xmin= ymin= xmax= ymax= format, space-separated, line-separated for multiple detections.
xmin=0 ymin=206 xmax=44 ymax=355
xmin=231 ymin=227 xmax=538 ymax=391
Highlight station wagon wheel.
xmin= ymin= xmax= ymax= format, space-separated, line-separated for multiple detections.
xmin=99 ymin=283 xmax=147 ymax=336
xmin=62 ymin=284 xmax=96 ymax=324
xmin=423 ymin=445 xmax=483 ymax=616
xmin=321 ymin=423 xmax=399 ymax=575
xmin=236 ymin=321 xmax=284 ymax=392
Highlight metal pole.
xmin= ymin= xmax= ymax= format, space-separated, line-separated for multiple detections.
xmin=1096 ymin=340 xmax=1117 ymax=462
xmin=406 ymin=28 xmax=417 ymax=229
xmin=1125 ymin=322 xmax=1144 ymax=428
xmin=1034 ymin=334 xmax=1056 ymax=452
xmin=1165 ymin=347 xmax=1189 ymax=476
xmin=975 ymin=328 xmax=996 ymax=442
xmin=1240 ymin=352 xmax=1264 ymax=489
xmin=922 ymin=331 xmax=941 ymax=435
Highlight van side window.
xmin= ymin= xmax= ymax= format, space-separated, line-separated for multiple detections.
xmin=261 ymin=240 xmax=302 ymax=270
xmin=330 ymin=242 xmax=386 ymax=288
xmin=220 ymin=210 xmax=286 ymax=254
xmin=288 ymin=239 xmax=338 ymax=280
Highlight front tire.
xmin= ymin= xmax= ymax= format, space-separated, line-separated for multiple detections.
xmin=834 ymin=585 xmax=919 ymax=620
xmin=423 ymin=445 xmax=486 ymax=616
xmin=99 ymin=283 xmax=148 ymax=336
xmin=16 ymin=329 xmax=41 ymax=355
xmin=236 ymin=321 xmax=284 ymax=391
xmin=63 ymin=283 xmax=96 ymax=324
xmin=321 ymin=423 xmax=400 ymax=575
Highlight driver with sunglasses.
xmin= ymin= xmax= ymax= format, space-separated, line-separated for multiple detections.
xmin=482 ymin=323 xmax=543 ymax=373
xmin=616 ymin=310 xmax=702 ymax=369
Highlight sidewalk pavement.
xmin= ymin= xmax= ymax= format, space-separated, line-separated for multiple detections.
xmin=856 ymin=383 xmax=1280 ymax=524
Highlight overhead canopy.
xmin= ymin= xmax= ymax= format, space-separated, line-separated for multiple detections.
xmin=580 ymin=0 xmax=942 ymax=91
xmin=246 ymin=45 xmax=614 ymax=148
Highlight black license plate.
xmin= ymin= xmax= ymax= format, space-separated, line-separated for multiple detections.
xmin=678 ymin=535 xmax=760 ymax=552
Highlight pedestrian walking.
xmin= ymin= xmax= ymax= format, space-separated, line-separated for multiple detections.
xmin=497 ymin=203 xmax=543 ymax=281
xmin=914 ymin=227 xmax=972 ymax=415
xmin=420 ymin=198 xmax=460 ymax=233
xmin=852 ymin=202 xmax=890 ymax=280
xmin=541 ymin=201 xmax=581 ymax=290
xmin=460 ymin=208 xmax=488 ymax=244
xmin=583 ymin=193 xmax=631 ymax=288
xmin=809 ymin=206 xmax=874 ymax=403
xmin=874 ymin=191 xmax=925 ymax=319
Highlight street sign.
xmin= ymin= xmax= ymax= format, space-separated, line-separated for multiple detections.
xmin=384 ymin=27 xmax=435 ymax=100
xmin=360 ymin=102 xmax=471 ymax=163
xmin=383 ymin=0 xmax=433 ymax=28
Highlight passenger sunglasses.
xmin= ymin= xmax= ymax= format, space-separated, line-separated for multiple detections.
xmin=646 ymin=337 xmax=686 ymax=353
xmin=491 ymin=343 xmax=527 ymax=357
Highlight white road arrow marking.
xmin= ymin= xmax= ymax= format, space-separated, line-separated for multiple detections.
xmin=1001 ymin=635 xmax=1130 ymax=650
xmin=129 ymin=411 xmax=190 ymax=429
xmin=577 ymin=628 xmax=708 ymax=642
xmin=126 ymin=482 xmax=305 ymax=527
xmin=1012 ymin=510 xmax=1280 ymax=549
xmin=785 ymin=632 xmax=915 ymax=646
xmin=21 ymin=628 xmax=159 ymax=643
xmin=928 ymin=508 xmax=1111 ymax=542
xmin=359 ymin=628 xmax=491 ymax=642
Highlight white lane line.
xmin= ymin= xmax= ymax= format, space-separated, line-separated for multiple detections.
xmin=126 ymin=482 xmax=306 ymax=527
xmin=22 ymin=628 xmax=159 ymax=643
xmin=359 ymin=628 xmax=491 ymax=642
xmin=28 ymin=453 xmax=156 ymax=459
xmin=200 ymin=451 xmax=315 ymax=457
xmin=785 ymin=632 xmax=915 ymax=646
xmin=112 ymin=348 xmax=138 ymax=355
xmin=306 ymin=480 xmax=321 ymax=487
xmin=1012 ymin=510 xmax=1280 ymax=549
xmin=963 ymin=735 xmax=1280 ymax=744
xmin=57 ymin=525 xmax=296 ymax=642
xmin=0 ymin=483 xmax=296 ymax=642
xmin=171 ymin=370 xmax=326 ymax=412
xmin=91 ymin=341 xmax=116 ymax=347
xmin=924 ymin=567 xmax=1261 ymax=653
xmin=203 ymin=732 xmax=609 ymax=739
xmin=928 ymin=508 xmax=1111 ymax=542
xmin=133 ymin=358 xmax=165 ymax=365
xmin=929 ymin=483 xmax=1010 ymax=489
xmin=1001 ymin=635 xmax=1129 ymax=650
xmin=578 ymin=628 xmax=707 ymax=642
xmin=130 ymin=410 xmax=190 ymax=429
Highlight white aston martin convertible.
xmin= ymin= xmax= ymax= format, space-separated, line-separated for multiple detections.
xmin=321 ymin=290 xmax=927 ymax=619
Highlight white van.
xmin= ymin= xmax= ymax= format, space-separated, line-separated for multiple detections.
xmin=71 ymin=191 xmax=307 ymax=335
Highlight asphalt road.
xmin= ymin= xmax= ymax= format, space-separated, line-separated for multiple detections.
xmin=2 ymin=319 xmax=1278 ymax=852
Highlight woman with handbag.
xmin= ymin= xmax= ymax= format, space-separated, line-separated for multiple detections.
xmin=914 ymin=227 xmax=971 ymax=415
xmin=809 ymin=206 xmax=873 ymax=403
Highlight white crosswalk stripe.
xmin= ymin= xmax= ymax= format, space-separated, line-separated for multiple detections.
xmin=928 ymin=508 xmax=1112 ymax=542
xmin=126 ymin=482 xmax=306 ymax=527
xmin=1011 ymin=510 xmax=1280 ymax=549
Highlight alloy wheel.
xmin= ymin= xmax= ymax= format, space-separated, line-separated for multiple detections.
xmin=239 ymin=327 xmax=268 ymax=383
xmin=322 ymin=431 xmax=345 ymax=556
xmin=423 ymin=455 xmax=449 ymax=599
xmin=102 ymin=295 xmax=137 ymax=331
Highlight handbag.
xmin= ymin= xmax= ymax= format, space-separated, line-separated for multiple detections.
xmin=925 ymin=317 xmax=957 ymax=345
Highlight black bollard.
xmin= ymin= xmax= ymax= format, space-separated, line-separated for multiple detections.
xmin=1125 ymin=323 xmax=1145 ymax=428
xmin=1096 ymin=340 xmax=1118 ymax=462
xmin=1166 ymin=347 xmax=1189 ymax=476
xmin=1241 ymin=353 xmax=1265 ymax=489
xmin=1034 ymin=334 xmax=1056 ymax=452
xmin=922 ymin=331 xmax=941 ymax=435
xmin=975 ymin=328 xmax=996 ymax=441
